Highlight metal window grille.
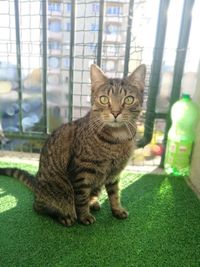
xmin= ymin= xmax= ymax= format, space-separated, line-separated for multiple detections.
xmin=0 ymin=0 xmax=199 ymax=166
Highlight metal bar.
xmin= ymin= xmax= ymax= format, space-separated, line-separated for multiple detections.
xmin=123 ymin=0 xmax=135 ymax=77
xmin=167 ymin=0 xmax=195 ymax=106
xmin=161 ymin=0 xmax=195 ymax=167
xmin=4 ymin=132 xmax=48 ymax=140
xmin=42 ymin=0 xmax=48 ymax=134
xmin=14 ymin=0 xmax=23 ymax=133
xmin=97 ymin=0 xmax=105 ymax=67
xmin=137 ymin=0 xmax=170 ymax=148
xmin=68 ymin=0 xmax=76 ymax=122
xmin=155 ymin=113 xmax=167 ymax=119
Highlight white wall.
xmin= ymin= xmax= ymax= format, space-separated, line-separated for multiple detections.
xmin=189 ymin=62 xmax=200 ymax=193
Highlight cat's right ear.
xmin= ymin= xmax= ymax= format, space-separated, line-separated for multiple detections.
xmin=90 ymin=64 xmax=108 ymax=87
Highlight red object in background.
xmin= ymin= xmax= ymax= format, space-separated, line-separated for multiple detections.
xmin=151 ymin=144 xmax=164 ymax=156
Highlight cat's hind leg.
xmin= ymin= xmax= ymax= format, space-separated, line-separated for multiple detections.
xmin=34 ymin=176 xmax=77 ymax=226
xmin=34 ymin=200 xmax=76 ymax=226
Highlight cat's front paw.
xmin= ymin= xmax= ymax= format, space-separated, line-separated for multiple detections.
xmin=112 ymin=208 xmax=129 ymax=219
xmin=79 ymin=213 xmax=96 ymax=225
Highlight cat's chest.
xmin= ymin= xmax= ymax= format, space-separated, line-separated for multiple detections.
xmin=102 ymin=142 xmax=133 ymax=170
xmin=74 ymin=127 xmax=135 ymax=179
xmin=80 ymin=138 xmax=133 ymax=175
xmin=85 ymin=134 xmax=133 ymax=159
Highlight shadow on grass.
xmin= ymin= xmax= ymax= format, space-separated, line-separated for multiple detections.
xmin=0 ymin=172 xmax=200 ymax=267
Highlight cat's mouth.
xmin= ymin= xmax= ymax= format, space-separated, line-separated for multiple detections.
xmin=107 ymin=119 xmax=125 ymax=128
xmin=101 ymin=113 xmax=127 ymax=127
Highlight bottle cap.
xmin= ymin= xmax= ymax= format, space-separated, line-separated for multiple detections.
xmin=182 ymin=93 xmax=191 ymax=99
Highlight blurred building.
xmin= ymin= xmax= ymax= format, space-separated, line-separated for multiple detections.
xmin=0 ymin=0 xmax=153 ymax=135
xmin=47 ymin=1 xmax=137 ymax=122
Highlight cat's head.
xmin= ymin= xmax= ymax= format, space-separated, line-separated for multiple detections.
xmin=90 ymin=64 xmax=146 ymax=128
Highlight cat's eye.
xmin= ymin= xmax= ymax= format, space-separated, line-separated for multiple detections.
xmin=100 ymin=95 xmax=109 ymax=105
xmin=124 ymin=96 xmax=135 ymax=105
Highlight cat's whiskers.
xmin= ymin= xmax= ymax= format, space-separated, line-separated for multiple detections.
xmin=128 ymin=120 xmax=137 ymax=132
xmin=101 ymin=114 xmax=112 ymax=124
xmin=125 ymin=121 xmax=137 ymax=140
xmin=124 ymin=122 xmax=133 ymax=140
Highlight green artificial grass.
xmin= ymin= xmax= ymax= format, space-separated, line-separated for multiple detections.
xmin=0 ymin=162 xmax=200 ymax=267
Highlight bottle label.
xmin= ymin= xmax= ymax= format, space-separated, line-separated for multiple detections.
xmin=165 ymin=139 xmax=193 ymax=169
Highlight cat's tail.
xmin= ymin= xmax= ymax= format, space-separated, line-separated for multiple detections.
xmin=0 ymin=167 xmax=36 ymax=191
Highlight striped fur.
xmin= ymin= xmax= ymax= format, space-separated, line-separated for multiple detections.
xmin=0 ymin=64 xmax=146 ymax=226
xmin=0 ymin=167 xmax=35 ymax=190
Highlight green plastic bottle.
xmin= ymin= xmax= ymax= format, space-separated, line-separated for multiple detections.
xmin=164 ymin=94 xmax=199 ymax=176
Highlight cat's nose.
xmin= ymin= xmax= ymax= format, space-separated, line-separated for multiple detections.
xmin=112 ymin=111 xmax=120 ymax=119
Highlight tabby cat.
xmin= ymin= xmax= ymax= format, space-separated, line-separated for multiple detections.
xmin=0 ymin=64 xmax=146 ymax=226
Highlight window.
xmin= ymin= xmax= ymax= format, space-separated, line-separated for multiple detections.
xmin=64 ymin=22 xmax=71 ymax=31
xmin=106 ymin=45 xmax=118 ymax=56
xmin=92 ymin=3 xmax=100 ymax=13
xmin=48 ymin=20 xmax=61 ymax=32
xmin=66 ymin=3 xmax=71 ymax=13
xmin=63 ymin=58 xmax=70 ymax=69
xmin=105 ymin=24 xmax=120 ymax=35
xmin=106 ymin=6 xmax=121 ymax=15
xmin=91 ymin=23 xmax=99 ymax=32
xmin=48 ymin=41 xmax=61 ymax=50
xmin=48 ymin=3 xmax=61 ymax=12
xmin=88 ymin=43 xmax=97 ymax=53
xmin=48 ymin=57 xmax=60 ymax=69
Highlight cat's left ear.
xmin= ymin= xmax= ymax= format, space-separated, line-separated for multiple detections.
xmin=126 ymin=64 xmax=146 ymax=91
